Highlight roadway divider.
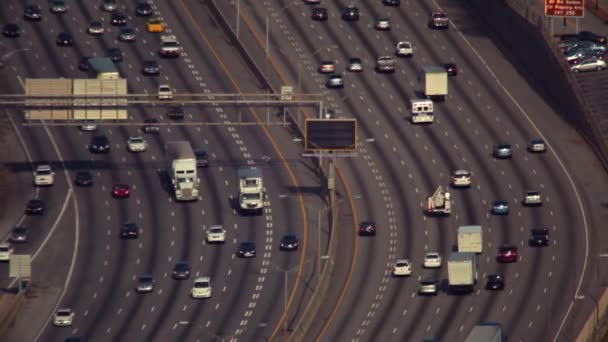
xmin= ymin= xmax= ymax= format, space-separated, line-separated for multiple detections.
xmin=205 ymin=1 xmax=340 ymax=339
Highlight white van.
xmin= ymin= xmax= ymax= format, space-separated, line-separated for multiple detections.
xmin=410 ymin=99 xmax=434 ymax=123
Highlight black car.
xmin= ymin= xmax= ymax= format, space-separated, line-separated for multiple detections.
xmin=578 ymin=31 xmax=607 ymax=45
xmin=89 ymin=134 xmax=110 ymax=153
xmin=143 ymin=118 xmax=160 ymax=133
xmin=280 ymin=234 xmax=299 ymax=251
xmin=342 ymin=6 xmax=359 ymax=21
xmin=486 ymin=274 xmax=505 ymax=290
xmin=238 ymin=242 xmax=256 ymax=257
xmin=56 ymin=32 xmax=73 ymax=46
xmin=529 ymin=228 xmax=550 ymax=247
xmin=359 ymin=221 xmax=377 ymax=236
xmin=3 ymin=24 xmax=20 ymax=38
xmin=312 ymin=7 xmax=328 ymax=21
xmin=111 ymin=12 xmax=128 ymax=26
xmin=50 ymin=0 xmax=68 ymax=14
xmin=195 ymin=150 xmax=209 ymax=168
xmin=136 ymin=2 xmax=154 ymax=17
xmin=172 ymin=261 xmax=191 ymax=279
xmin=24 ymin=5 xmax=42 ymax=21
xmin=25 ymin=199 xmax=44 ymax=215
xmin=107 ymin=48 xmax=123 ymax=62
xmin=120 ymin=222 xmax=139 ymax=239
xmin=10 ymin=227 xmax=29 ymax=243
xmin=75 ymin=171 xmax=93 ymax=186
xmin=142 ymin=60 xmax=160 ymax=75
xmin=383 ymin=0 xmax=401 ymax=5
xmin=442 ymin=63 xmax=458 ymax=76
xmin=167 ymin=106 xmax=185 ymax=120
xmin=78 ymin=57 xmax=91 ymax=71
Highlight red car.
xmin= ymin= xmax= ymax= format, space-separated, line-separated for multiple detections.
xmin=112 ymin=183 xmax=130 ymax=198
xmin=497 ymin=245 xmax=518 ymax=263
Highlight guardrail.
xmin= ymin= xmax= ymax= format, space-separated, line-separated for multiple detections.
xmin=205 ymin=0 xmax=338 ymax=340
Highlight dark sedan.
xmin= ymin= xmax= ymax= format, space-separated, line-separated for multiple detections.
xmin=25 ymin=199 xmax=44 ymax=215
xmin=111 ymin=12 xmax=128 ymax=26
xmin=10 ymin=227 xmax=29 ymax=243
xmin=142 ymin=60 xmax=160 ymax=75
xmin=312 ymin=7 xmax=328 ymax=21
xmin=107 ymin=48 xmax=123 ymax=62
xmin=578 ymin=31 xmax=607 ymax=45
xmin=529 ymin=228 xmax=550 ymax=247
xmin=167 ymin=106 xmax=185 ymax=120
xmin=75 ymin=171 xmax=93 ymax=186
xmin=359 ymin=221 xmax=377 ymax=236
xmin=136 ymin=2 xmax=154 ymax=17
xmin=238 ymin=242 xmax=256 ymax=258
xmin=120 ymin=222 xmax=138 ymax=239
xmin=56 ymin=32 xmax=73 ymax=46
xmin=3 ymin=24 xmax=20 ymax=38
xmin=486 ymin=274 xmax=505 ymax=290
xmin=280 ymin=234 xmax=299 ymax=251
xmin=172 ymin=261 xmax=191 ymax=279
xmin=442 ymin=63 xmax=458 ymax=76
xmin=24 ymin=5 xmax=42 ymax=21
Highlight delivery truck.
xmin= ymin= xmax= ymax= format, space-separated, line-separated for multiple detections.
xmin=447 ymin=252 xmax=476 ymax=293
xmin=423 ymin=66 xmax=448 ymax=101
xmin=465 ymin=323 xmax=503 ymax=342
xmin=458 ymin=225 xmax=483 ymax=253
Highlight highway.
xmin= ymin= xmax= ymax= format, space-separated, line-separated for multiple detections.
xmin=1 ymin=0 xmax=607 ymax=341
xmin=0 ymin=1 xmax=322 ymax=342
xmin=234 ymin=0 xmax=607 ymax=341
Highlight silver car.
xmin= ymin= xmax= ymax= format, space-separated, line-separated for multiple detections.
xmin=493 ymin=144 xmax=512 ymax=159
xmin=119 ymin=28 xmax=136 ymax=42
xmin=571 ymin=58 xmax=607 ymax=73
xmin=326 ymin=74 xmax=344 ymax=88
xmin=419 ymin=279 xmax=438 ymax=295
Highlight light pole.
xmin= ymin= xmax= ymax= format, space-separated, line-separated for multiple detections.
xmin=272 ymin=259 xmax=311 ymax=338
xmin=317 ymin=198 xmax=343 ymax=287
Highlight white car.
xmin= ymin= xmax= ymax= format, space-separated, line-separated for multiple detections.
xmin=79 ymin=120 xmax=97 ymax=131
xmin=158 ymin=84 xmax=173 ymax=100
xmin=419 ymin=278 xmax=439 ymax=295
xmin=395 ymin=41 xmax=413 ymax=57
xmin=127 ymin=136 xmax=148 ymax=152
xmin=347 ymin=57 xmax=363 ymax=72
xmin=191 ymin=277 xmax=211 ymax=298
xmin=53 ymin=308 xmax=74 ymax=326
xmin=206 ymin=225 xmax=226 ymax=243
xmin=528 ymin=139 xmax=547 ymax=153
xmin=375 ymin=18 xmax=390 ymax=30
xmin=87 ymin=21 xmax=104 ymax=35
xmin=451 ymin=170 xmax=472 ymax=187
xmin=571 ymin=58 xmax=607 ymax=73
xmin=423 ymin=252 xmax=442 ymax=268
xmin=33 ymin=164 xmax=54 ymax=186
xmin=0 ymin=243 xmax=13 ymax=261
xmin=392 ymin=259 xmax=412 ymax=276
xmin=523 ymin=190 xmax=542 ymax=206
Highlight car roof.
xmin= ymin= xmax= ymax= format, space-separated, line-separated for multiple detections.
xmin=57 ymin=308 xmax=72 ymax=313
xmin=531 ymin=228 xmax=549 ymax=234
xmin=396 ymin=259 xmax=410 ymax=264
xmin=453 ymin=170 xmax=470 ymax=175
xmin=425 ymin=253 xmax=439 ymax=257
xmin=194 ymin=276 xmax=210 ymax=282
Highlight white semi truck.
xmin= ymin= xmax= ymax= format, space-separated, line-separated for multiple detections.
xmin=238 ymin=168 xmax=264 ymax=215
xmin=426 ymin=186 xmax=451 ymax=215
xmin=423 ymin=66 xmax=448 ymax=101
xmin=447 ymin=252 xmax=477 ymax=294
xmin=458 ymin=225 xmax=483 ymax=253
xmin=166 ymin=141 xmax=199 ymax=201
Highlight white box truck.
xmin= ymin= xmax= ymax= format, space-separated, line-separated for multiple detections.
xmin=458 ymin=225 xmax=483 ymax=253
xmin=447 ymin=252 xmax=477 ymax=293
xmin=238 ymin=168 xmax=264 ymax=215
xmin=410 ymin=99 xmax=434 ymax=124
xmin=423 ymin=66 xmax=448 ymax=101
xmin=167 ymin=141 xmax=200 ymax=201
xmin=88 ymin=57 xmax=120 ymax=80
xmin=465 ymin=323 xmax=503 ymax=342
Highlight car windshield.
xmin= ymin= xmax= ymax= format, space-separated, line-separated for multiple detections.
xmin=175 ymin=263 xmax=189 ymax=270
xmin=57 ymin=311 xmax=71 ymax=317
xmin=195 ymin=281 xmax=209 ymax=288
xmin=0 ymin=247 xmax=9 ymax=252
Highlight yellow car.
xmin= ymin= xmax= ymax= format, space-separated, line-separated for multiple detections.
xmin=146 ymin=18 xmax=164 ymax=33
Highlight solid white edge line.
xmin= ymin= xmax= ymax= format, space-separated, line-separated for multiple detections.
xmin=429 ymin=1 xmax=590 ymax=340
xmin=12 ymin=77 xmax=80 ymax=342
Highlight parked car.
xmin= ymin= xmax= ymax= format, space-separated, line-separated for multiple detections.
xmin=571 ymin=58 xmax=607 ymax=73
xmin=578 ymin=31 xmax=607 ymax=44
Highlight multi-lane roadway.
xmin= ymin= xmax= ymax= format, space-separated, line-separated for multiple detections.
xmin=1 ymin=0 xmax=608 ymax=341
